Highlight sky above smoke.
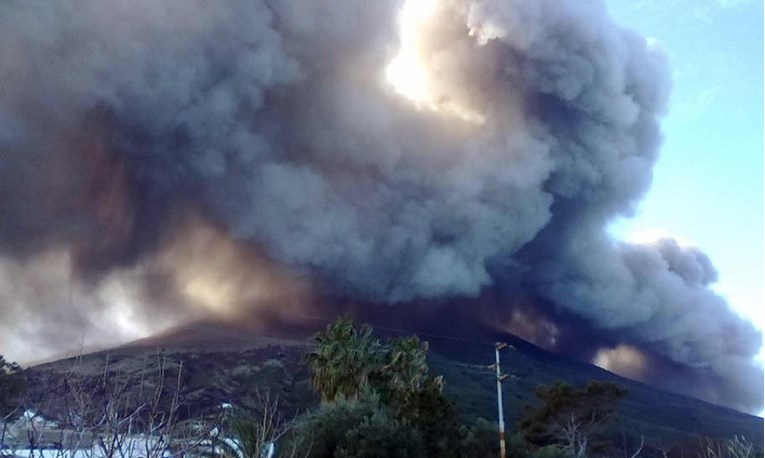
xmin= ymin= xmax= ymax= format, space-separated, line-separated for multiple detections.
xmin=0 ymin=0 xmax=761 ymax=412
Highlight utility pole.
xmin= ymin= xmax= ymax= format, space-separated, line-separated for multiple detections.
xmin=489 ymin=342 xmax=512 ymax=458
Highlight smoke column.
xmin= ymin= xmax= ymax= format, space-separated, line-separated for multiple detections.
xmin=0 ymin=0 xmax=760 ymax=412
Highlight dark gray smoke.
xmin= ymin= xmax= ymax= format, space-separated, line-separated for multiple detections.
xmin=0 ymin=0 xmax=760 ymax=412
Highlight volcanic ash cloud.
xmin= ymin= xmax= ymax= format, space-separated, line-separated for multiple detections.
xmin=0 ymin=0 xmax=760 ymax=411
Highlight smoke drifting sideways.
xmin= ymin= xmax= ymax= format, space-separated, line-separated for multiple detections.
xmin=0 ymin=0 xmax=760 ymax=412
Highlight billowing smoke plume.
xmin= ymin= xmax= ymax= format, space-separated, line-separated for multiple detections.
xmin=0 ymin=0 xmax=761 ymax=411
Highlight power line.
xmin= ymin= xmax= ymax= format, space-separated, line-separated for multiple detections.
xmin=247 ymin=309 xmax=507 ymax=376
xmin=265 ymin=308 xmax=498 ymax=347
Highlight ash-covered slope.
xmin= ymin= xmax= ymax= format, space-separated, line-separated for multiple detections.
xmin=25 ymin=318 xmax=763 ymax=450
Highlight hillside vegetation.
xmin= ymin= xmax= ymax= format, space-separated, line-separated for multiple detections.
xmin=3 ymin=318 xmax=762 ymax=457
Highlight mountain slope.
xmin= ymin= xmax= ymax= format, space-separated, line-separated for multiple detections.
xmin=24 ymin=318 xmax=763 ymax=452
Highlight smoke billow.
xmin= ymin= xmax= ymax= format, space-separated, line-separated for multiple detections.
xmin=0 ymin=0 xmax=760 ymax=411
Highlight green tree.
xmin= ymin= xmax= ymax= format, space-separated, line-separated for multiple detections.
xmin=305 ymin=318 xmax=381 ymax=402
xmin=381 ymin=336 xmax=429 ymax=395
xmin=394 ymin=376 xmax=461 ymax=457
xmin=371 ymin=336 xmax=431 ymax=413
xmin=376 ymin=336 xmax=462 ymax=456
xmin=284 ymin=399 xmax=425 ymax=458
xmin=303 ymin=319 xmax=465 ymax=457
xmin=459 ymin=418 xmax=500 ymax=458
xmin=518 ymin=380 xmax=628 ymax=457
xmin=0 ymin=355 xmax=25 ymax=419
xmin=334 ymin=408 xmax=426 ymax=458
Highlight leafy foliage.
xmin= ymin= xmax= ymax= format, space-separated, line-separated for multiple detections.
xmin=305 ymin=318 xmax=381 ymax=402
xmin=334 ymin=407 xmax=426 ymax=458
xmin=393 ymin=375 xmax=461 ymax=457
xmin=459 ymin=418 xmax=500 ymax=458
xmin=0 ymin=355 xmax=25 ymax=418
xmin=303 ymin=319 xmax=468 ymax=457
xmin=285 ymin=399 xmax=424 ymax=458
xmin=377 ymin=336 xmax=429 ymax=396
xmin=532 ymin=445 xmax=570 ymax=458
xmin=518 ymin=380 xmax=628 ymax=455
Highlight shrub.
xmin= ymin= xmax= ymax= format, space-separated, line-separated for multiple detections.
xmin=335 ymin=409 xmax=425 ymax=458
xmin=284 ymin=399 xmax=424 ymax=458
xmin=459 ymin=418 xmax=500 ymax=458
xmin=0 ymin=356 xmax=25 ymax=418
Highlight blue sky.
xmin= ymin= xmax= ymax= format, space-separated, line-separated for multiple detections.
xmin=605 ymin=0 xmax=764 ymax=340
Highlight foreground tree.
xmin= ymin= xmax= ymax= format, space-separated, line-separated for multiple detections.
xmin=306 ymin=320 xmax=439 ymax=407
xmin=683 ymin=436 xmax=759 ymax=458
xmin=218 ymin=390 xmax=297 ymax=458
xmin=9 ymin=353 xmax=224 ymax=458
xmin=459 ymin=418 xmax=500 ymax=458
xmin=518 ymin=380 xmax=628 ymax=457
xmin=0 ymin=355 xmax=25 ymax=418
xmin=0 ymin=355 xmax=26 ymax=450
xmin=379 ymin=336 xmax=429 ymax=395
xmin=304 ymin=318 xmax=465 ymax=457
xmin=305 ymin=318 xmax=381 ymax=402
xmin=285 ymin=399 xmax=425 ymax=458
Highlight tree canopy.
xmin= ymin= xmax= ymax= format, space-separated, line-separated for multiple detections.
xmin=0 ymin=355 xmax=25 ymax=419
xmin=305 ymin=318 xmax=381 ymax=402
xmin=301 ymin=318 xmax=464 ymax=457
xmin=518 ymin=380 xmax=628 ymax=457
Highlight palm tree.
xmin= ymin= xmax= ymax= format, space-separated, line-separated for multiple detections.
xmin=383 ymin=336 xmax=429 ymax=394
xmin=305 ymin=318 xmax=381 ymax=402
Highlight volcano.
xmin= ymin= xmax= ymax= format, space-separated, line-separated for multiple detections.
xmin=22 ymin=315 xmax=764 ymax=453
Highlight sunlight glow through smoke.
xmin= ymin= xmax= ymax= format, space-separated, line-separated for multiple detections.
xmin=594 ymin=344 xmax=648 ymax=381
xmin=385 ymin=0 xmax=485 ymax=124
xmin=386 ymin=0 xmax=437 ymax=104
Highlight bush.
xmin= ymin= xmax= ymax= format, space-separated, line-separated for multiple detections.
xmin=518 ymin=380 xmax=627 ymax=454
xmin=394 ymin=376 xmax=461 ymax=457
xmin=284 ymin=399 xmax=424 ymax=458
xmin=459 ymin=418 xmax=499 ymax=458
xmin=0 ymin=356 xmax=25 ymax=418
xmin=335 ymin=409 xmax=425 ymax=458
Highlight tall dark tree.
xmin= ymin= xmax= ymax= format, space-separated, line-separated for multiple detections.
xmin=383 ymin=336 xmax=429 ymax=393
xmin=518 ymin=380 xmax=628 ymax=457
xmin=395 ymin=375 xmax=462 ymax=458
xmin=370 ymin=336 xmax=429 ymax=407
xmin=305 ymin=318 xmax=381 ymax=402
xmin=303 ymin=318 xmax=464 ymax=457
xmin=0 ymin=355 xmax=25 ymax=419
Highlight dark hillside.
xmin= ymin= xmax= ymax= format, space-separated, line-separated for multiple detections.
xmin=23 ymin=319 xmax=763 ymax=453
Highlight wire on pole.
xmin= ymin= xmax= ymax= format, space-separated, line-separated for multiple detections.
xmin=491 ymin=342 xmax=512 ymax=458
